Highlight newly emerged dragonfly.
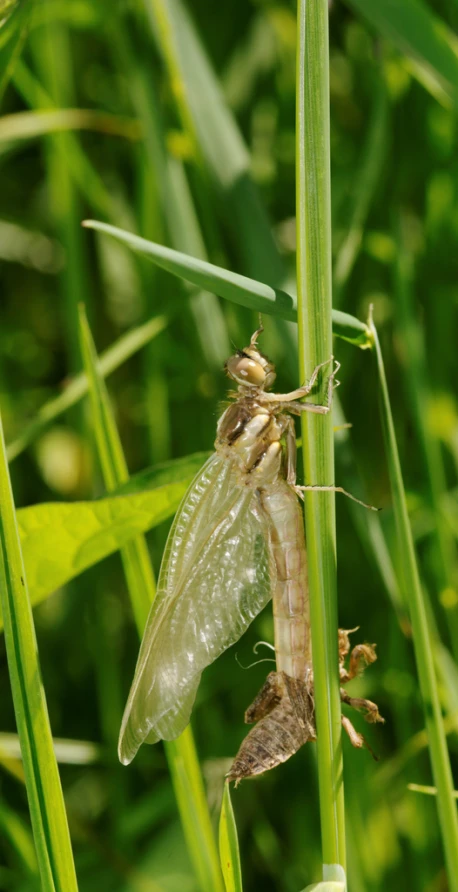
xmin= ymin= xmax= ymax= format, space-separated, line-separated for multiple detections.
xmin=119 ymin=325 xmax=383 ymax=774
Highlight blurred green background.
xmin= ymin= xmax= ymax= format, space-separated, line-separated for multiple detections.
xmin=1 ymin=0 xmax=458 ymax=889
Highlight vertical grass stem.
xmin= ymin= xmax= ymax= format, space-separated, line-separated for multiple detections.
xmin=296 ymin=0 xmax=346 ymax=877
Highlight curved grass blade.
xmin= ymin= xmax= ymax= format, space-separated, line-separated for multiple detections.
xmin=0 ymin=412 xmax=78 ymax=891
xmin=219 ymin=783 xmax=242 ymax=892
xmin=6 ymin=314 xmax=168 ymax=462
xmin=78 ymin=307 xmax=224 ymax=892
xmin=369 ymin=310 xmax=458 ymax=891
xmin=0 ymin=108 xmax=141 ymax=142
xmin=82 ymin=220 xmax=371 ymax=347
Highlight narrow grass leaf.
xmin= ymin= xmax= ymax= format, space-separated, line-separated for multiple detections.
xmin=0 ymin=733 xmax=101 ymax=765
xmin=0 ymin=412 xmax=78 ymax=891
xmin=6 ymin=315 xmax=168 ymax=462
xmin=78 ymin=307 xmax=224 ymax=892
xmin=408 ymin=784 xmax=458 ymax=799
xmin=82 ymin=220 xmax=370 ymax=346
xmin=369 ymin=311 xmax=458 ymax=891
xmin=219 ymin=783 xmax=243 ymax=892
xmin=344 ymin=0 xmax=458 ymax=109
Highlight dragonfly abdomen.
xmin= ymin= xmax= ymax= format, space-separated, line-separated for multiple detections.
xmin=260 ymin=486 xmax=311 ymax=682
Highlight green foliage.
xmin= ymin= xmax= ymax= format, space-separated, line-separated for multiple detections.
xmin=12 ymin=473 xmax=192 ymax=623
xmin=1 ymin=0 xmax=458 ymax=889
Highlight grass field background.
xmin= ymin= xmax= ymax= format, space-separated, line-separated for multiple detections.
xmin=1 ymin=0 xmax=458 ymax=889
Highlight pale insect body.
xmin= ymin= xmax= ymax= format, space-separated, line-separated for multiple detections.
xmin=118 ymin=326 xmax=383 ymax=773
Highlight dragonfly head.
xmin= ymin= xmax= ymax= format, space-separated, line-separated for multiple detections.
xmin=225 ymin=324 xmax=277 ymax=390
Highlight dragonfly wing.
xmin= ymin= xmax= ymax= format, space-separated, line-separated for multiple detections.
xmin=119 ymin=454 xmax=275 ymax=764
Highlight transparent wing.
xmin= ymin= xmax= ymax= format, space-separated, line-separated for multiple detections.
xmin=118 ymin=454 xmax=275 ymax=764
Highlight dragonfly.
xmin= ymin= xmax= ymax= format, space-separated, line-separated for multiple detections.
xmin=118 ymin=323 xmax=383 ymax=775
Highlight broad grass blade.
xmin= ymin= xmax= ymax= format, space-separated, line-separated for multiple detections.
xmin=12 ymin=476 xmax=193 ymax=624
xmin=0 ymin=412 xmax=78 ymax=891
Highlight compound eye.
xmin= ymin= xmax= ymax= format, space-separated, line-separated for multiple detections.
xmin=226 ymin=355 xmax=266 ymax=386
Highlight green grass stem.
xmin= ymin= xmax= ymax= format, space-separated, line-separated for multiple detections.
xmin=296 ymin=0 xmax=346 ymax=878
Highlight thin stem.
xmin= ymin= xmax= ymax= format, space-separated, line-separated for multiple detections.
xmin=369 ymin=313 xmax=458 ymax=891
xmin=296 ymin=0 xmax=346 ymax=879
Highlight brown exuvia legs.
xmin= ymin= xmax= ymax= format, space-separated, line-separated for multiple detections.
xmin=228 ymin=629 xmax=384 ymax=783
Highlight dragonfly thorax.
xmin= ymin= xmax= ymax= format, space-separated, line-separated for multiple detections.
xmin=216 ymin=401 xmax=286 ymax=487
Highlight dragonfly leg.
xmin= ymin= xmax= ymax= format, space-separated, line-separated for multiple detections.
xmin=341 ymin=714 xmax=365 ymax=749
xmin=262 ymin=356 xmax=336 ymax=404
xmin=343 ymin=642 xmax=378 ymax=682
xmin=244 ymin=672 xmax=283 ymax=724
xmin=295 ymin=483 xmax=379 ymax=511
xmin=341 ymin=715 xmax=379 ymax=759
xmin=341 ymin=688 xmax=384 ymax=725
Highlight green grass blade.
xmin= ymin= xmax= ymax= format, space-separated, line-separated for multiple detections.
xmin=393 ymin=215 xmax=458 ymax=655
xmin=78 ymin=306 xmax=224 ymax=892
xmin=0 ymin=412 xmax=78 ymax=891
xmin=82 ymin=220 xmax=370 ymax=346
xmin=0 ymin=108 xmax=140 ymax=142
xmin=12 ymin=60 xmax=126 ymax=223
xmin=219 ymin=783 xmax=243 ymax=892
xmin=0 ymin=0 xmax=33 ymax=104
xmin=0 ymin=732 xmax=101 ymax=765
xmin=32 ymin=20 xmax=89 ymax=377
xmin=369 ymin=311 xmax=458 ymax=891
xmin=296 ymin=0 xmax=346 ymax=876
xmin=0 ymin=799 xmax=38 ymax=877
xmin=6 ymin=315 xmax=168 ymax=462
xmin=145 ymin=0 xmax=285 ymax=288
xmin=344 ymin=0 xmax=458 ymax=108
